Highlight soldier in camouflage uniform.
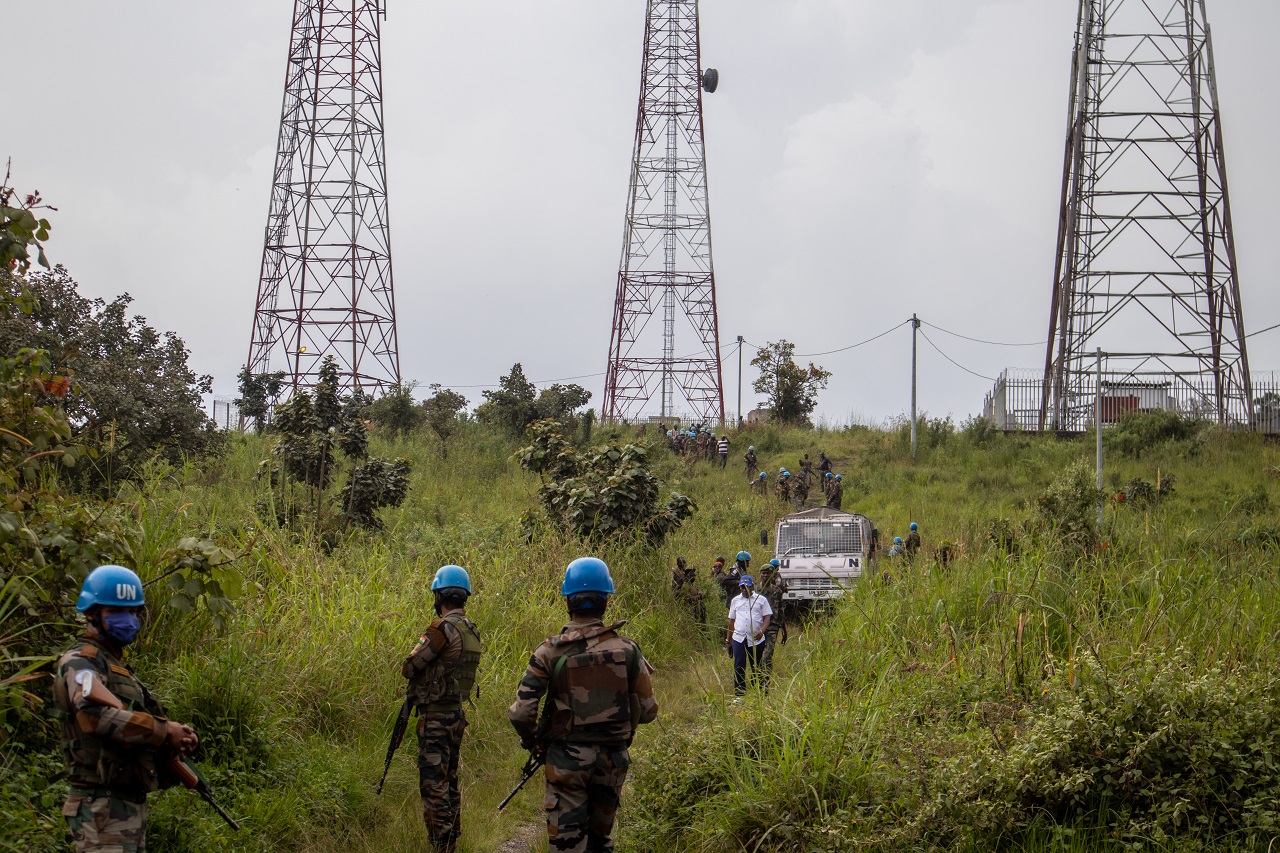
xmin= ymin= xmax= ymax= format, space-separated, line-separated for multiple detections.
xmin=775 ymin=469 xmax=792 ymax=503
xmin=51 ymin=565 xmax=200 ymax=853
xmin=509 ymin=557 xmax=658 ymax=853
xmin=402 ymin=565 xmax=483 ymax=852
xmin=757 ymin=561 xmax=789 ymax=691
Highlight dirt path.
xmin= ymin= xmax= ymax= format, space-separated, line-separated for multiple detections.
xmin=497 ymin=823 xmax=541 ymax=853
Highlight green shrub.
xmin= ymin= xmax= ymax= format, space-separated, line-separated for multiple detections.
xmin=927 ymin=654 xmax=1280 ymax=850
xmin=1033 ymin=459 xmax=1102 ymax=548
xmin=1110 ymin=410 xmax=1198 ymax=457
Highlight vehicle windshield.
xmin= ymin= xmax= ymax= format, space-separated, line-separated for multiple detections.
xmin=776 ymin=519 xmax=864 ymax=557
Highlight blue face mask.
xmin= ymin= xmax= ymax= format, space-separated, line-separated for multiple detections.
xmin=103 ymin=612 xmax=141 ymax=645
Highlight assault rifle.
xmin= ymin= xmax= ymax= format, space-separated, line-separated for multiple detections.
xmin=497 ymin=752 xmax=544 ymax=811
xmin=166 ymin=755 xmax=241 ymax=830
xmin=376 ymin=695 xmax=413 ymax=795
xmin=75 ymin=671 xmax=238 ymax=830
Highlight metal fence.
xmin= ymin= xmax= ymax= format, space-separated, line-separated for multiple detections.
xmin=776 ymin=517 xmax=867 ymax=557
xmin=210 ymin=397 xmax=243 ymax=432
xmin=983 ymin=369 xmax=1280 ymax=433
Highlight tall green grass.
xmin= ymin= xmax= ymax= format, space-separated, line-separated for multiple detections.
xmin=15 ymin=419 xmax=1279 ymax=852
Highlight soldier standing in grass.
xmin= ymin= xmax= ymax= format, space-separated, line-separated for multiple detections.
xmin=775 ymin=469 xmax=792 ymax=503
xmin=509 ymin=558 xmax=658 ymax=853
xmin=757 ymin=560 xmax=789 ymax=690
xmin=52 ymin=565 xmax=201 ymax=853
xmin=402 ymin=565 xmax=483 ymax=853
xmin=905 ymin=522 xmax=921 ymax=558
xmin=827 ymin=474 xmax=844 ymax=510
xmin=672 ymin=557 xmax=706 ymax=626
xmin=750 ymin=470 xmax=767 ymax=494
xmin=744 ymin=445 xmax=758 ymax=480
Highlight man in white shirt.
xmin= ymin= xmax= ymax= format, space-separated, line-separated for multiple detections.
xmin=724 ymin=575 xmax=772 ymax=696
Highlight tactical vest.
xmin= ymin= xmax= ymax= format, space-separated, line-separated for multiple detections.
xmin=547 ymin=631 xmax=641 ymax=745
xmin=412 ymin=612 xmax=482 ymax=710
xmin=52 ymin=639 xmax=163 ymax=795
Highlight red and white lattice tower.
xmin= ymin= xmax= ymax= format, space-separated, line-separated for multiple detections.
xmin=247 ymin=0 xmax=400 ymax=394
xmin=1041 ymin=0 xmax=1252 ymax=429
xmin=603 ymin=0 xmax=725 ymax=425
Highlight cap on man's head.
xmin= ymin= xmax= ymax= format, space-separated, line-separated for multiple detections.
xmin=738 ymin=575 xmax=755 ymax=587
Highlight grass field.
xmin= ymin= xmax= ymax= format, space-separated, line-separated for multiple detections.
xmin=9 ymin=415 xmax=1280 ymax=852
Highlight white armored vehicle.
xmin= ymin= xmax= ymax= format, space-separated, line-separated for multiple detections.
xmin=773 ymin=507 xmax=875 ymax=602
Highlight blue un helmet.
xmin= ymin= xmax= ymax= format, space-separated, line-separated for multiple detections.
xmin=894 ymin=536 xmax=904 ymax=545
xmin=748 ymin=445 xmax=755 ymax=452
xmin=735 ymin=550 xmax=751 ymax=563
xmin=768 ymin=558 xmax=780 ymax=568
xmin=910 ymin=522 xmax=918 ymax=531
xmin=825 ymin=471 xmax=833 ymax=478
xmin=77 ymin=565 xmax=145 ymax=612
xmin=778 ymin=467 xmax=786 ymax=474
xmin=431 ymin=564 xmax=472 ymax=595
xmin=758 ymin=471 xmax=766 ymax=479
xmin=562 ymin=557 xmax=616 ymax=596
xmin=836 ymin=474 xmax=842 ymax=481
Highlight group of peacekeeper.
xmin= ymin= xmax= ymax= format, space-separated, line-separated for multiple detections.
xmin=54 ymin=558 xmax=655 ymax=853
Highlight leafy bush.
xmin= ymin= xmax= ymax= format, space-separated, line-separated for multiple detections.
xmin=1033 ymin=459 xmax=1102 ymax=548
xmin=516 ymin=419 xmax=695 ymax=545
xmin=927 ymin=655 xmax=1280 ymax=849
xmin=364 ymin=382 xmax=421 ymax=437
xmin=259 ymin=357 xmax=411 ymax=533
xmin=1110 ymin=409 xmax=1198 ymax=457
xmin=961 ymin=414 xmax=999 ymax=446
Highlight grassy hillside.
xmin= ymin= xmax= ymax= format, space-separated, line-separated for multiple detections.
xmin=9 ymin=417 xmax=1280 ymax=852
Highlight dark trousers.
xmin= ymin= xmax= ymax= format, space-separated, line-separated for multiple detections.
xmin=731 ymin=639 xmax=763 ymax=695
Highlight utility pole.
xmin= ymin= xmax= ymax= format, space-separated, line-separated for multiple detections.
xmin=911 ymin=314 xmax=920 ymax=460
xmin=1096 ymin=347 xmax=1104 ymax=527
xmin=736 ymin=335 xmax=744 ymax=428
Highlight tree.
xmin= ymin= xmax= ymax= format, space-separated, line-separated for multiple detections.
xmin=422 ymin=384 xmax=468 ymax=457
xmin=751 ymin=339 xmax=832 ymax=426
xmin=0 ymin=265 xmax=218 ymax=491
xmin=365 ymin=381 xmax=422 ymax=437
xmin=236 ymin=367 xmax=285 ymax=434
xmin=262 ymin=356 xmax=411 ymax=532
xmin=476 ymin=363 xmax=537 ymax=436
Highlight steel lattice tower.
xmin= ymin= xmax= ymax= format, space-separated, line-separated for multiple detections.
xmin=1041 ymin=0 xmax=1251 ymax=430
xmin=603 ymin=0 xmax=725 ymax=425
xmin=247 ymin=0 xmax=399 ymax=395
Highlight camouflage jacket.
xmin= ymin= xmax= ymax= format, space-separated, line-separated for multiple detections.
xmin=759 ymin=578 xmax=788 ymax=631
xmin=402 ymin=610 xmax=482 ymax=710
xmin=51 ymin=630 xmax=174 ymax=793
xmin=508 ymin=618 xmax=658 ymax=748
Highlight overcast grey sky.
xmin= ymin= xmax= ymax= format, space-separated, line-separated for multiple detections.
xmin=7 ymin=1 xmax=1279 ymax=425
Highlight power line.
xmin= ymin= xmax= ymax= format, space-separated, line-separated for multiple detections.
xmin=918 ymin=329 xmax=996 ymax=382
xmin=1247 ymin=321 xmax=1280 ymax=339
xmin=740 ymin=320 xmax=910 ymax=360
xmin=921 ymin=320 xmax=1042 ymax=348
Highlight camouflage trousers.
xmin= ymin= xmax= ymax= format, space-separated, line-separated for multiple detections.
xmin=759 ymin=629 xmax=781 ymax=689
xmin=543 ymin=741 xmax=631 ymax=853
xmin=417 ymin=709 xmax=467 ymax=852
xmin=63 ymin=788 xmax=147 ymax=853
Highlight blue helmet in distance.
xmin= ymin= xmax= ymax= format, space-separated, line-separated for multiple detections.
xmin=778 ymin=467 xmax=786 ymax=474
xmin=735 ymin=550 xmax=751 ymax=563
xmin=758 ymin=471 xmax=766 ymax=479
xmin=77 ymin=565 xmax=145 ymax=612
xmin=562 ymin=557 xmax=616 ymax=596
xmin=748 ymin=445 xmax=755 ymax=452
xmin=768 ymin=558 xmax=780 ymax=568
xmin=910 ymin=522 xmax=918 ymax=531
xmin=836 ymin=474 xmax=842 ymax=481
xmin=894 ymin=536 xmax=904 ymax=544
xmin=431 ymin=565 xmax=472 ymax=594
xmin=825 ymin=471 xmax=833 ymax=478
